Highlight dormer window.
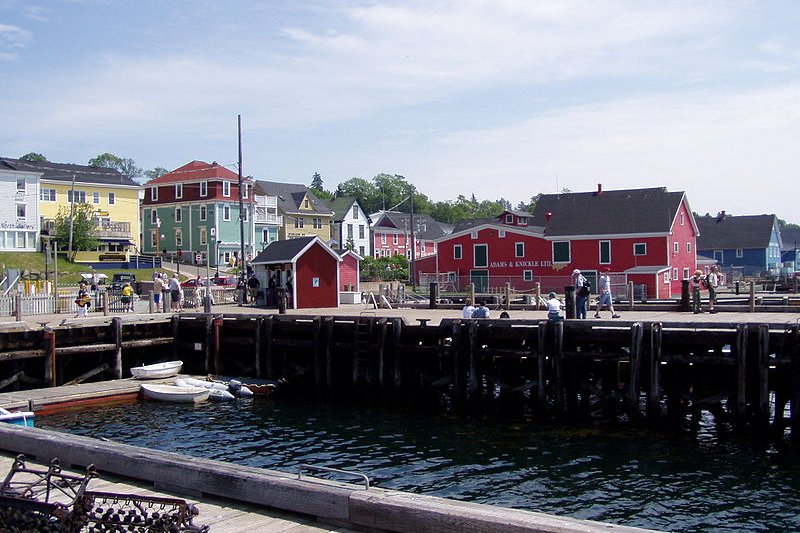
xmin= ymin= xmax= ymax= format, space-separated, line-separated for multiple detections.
xmin=518 ymin=217 xmax=528 ymax=226
xmin=200 ymin=181 xmax=208 ymax=197
xmin=223 ymin=181 xmax=231 ymax=197
xmin=151 ymin=187 xmax=158 ymax=201
xmin=505 ymin=214 xmax=513 ymax=224
xmin=175 ymin=183 xmax=183 ymax=199
xmin=304 ymin=199 xmax=310 ymax=209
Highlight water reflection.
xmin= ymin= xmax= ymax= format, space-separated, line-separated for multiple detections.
xmin=40 ymin=398 xmax=800 ymax=533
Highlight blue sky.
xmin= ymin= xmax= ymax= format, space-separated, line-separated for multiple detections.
xmin=2 ymin=0 xmax=799 ymax=222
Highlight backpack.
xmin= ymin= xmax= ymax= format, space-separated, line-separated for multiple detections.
xmin=579 ymin=281 xmax=591 ymax=297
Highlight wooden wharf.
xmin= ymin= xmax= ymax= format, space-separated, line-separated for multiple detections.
xmin=1 ymin=309 xmax=799 ymax=441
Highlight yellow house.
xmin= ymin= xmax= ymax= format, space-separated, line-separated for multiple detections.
xmin=33 ymin=161 xmax=141 ymax=253
xmin=255 ymin=180 xmax=333 ymax=242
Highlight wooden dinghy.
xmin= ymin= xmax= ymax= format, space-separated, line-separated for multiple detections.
xmin=139 ymin=383 xmax=209 ymax=403
xmin=130 ymin=361 xmax=183 ymax=379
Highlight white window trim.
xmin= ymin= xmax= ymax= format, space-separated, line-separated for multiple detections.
xmin=634 ymin=242 xmax=647 ymax=256
xmin=454 ymin=244 xmax=462 ymax=260
xmin=200 ymin=205 xmax=207 ymax=221
xmin=199 ymin=227 xmax=207 ymax=245
xmin=175 ymin=183 xmax=183 ymax=199
xmin=673 ymin=242 xmax=679 ymax=254
xmin=599 ymin=240 xmax=612 ymax=264
xmin=108 ymin=192 xmax=115 ymax=205
xmin=498 ymin=229 xmax=506 ymax=238
xmin=736 ymin=248 xmax=743 ymax=258
xmin=175 ymin=207 xmax=182 ymax=223
xmin=150 ymin=209 xmax=158 ymax=224
xmin=505 ymin=214 xmax=513 ymax=224
xmin=151 ymin=187 xmax=158 ymax=201
xmin=552 ymin=241 xmax=571 ymax=263
xmin=663 ymin=272 xmax=670 ymax=283
xmin=683 ymin=267 xmax=690 ymax=279
xmin=523 ymin=270 xmax=533 ymax=281
xmin=380 ymin=233 xmax=387 ymax=244
xmin=686 ymin=242 xmax=692 ymax=253
xmin=473 ymin=244 xmax=489 ymax=268
xmin=673 ymin=268 xmax=679 ymax=280
xmin=92 ymin=191 xmax=100 ymax=204
xmin=16 ymin=203 xmax=26 ymax=220
xmin=223 ymin=181 xmax=231 ymax=197
xmin=223 ymin=205 xmax=231 ymax=221
xmin=680 ymin=212 xmax=685 ymax=225
xmin=200 ymin=181 xmax=208 ymax=197
xmin=175 ymin=228 xmax=183 ymax=247
xmin=515 ymin=242 xmax=525 ymax=258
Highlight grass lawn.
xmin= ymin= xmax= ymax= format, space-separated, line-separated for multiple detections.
xmin=0 ymin=251 xmax=177 ymax=286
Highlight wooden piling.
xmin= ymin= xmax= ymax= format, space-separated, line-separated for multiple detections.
xmin=553 ymin=320 xmax=565 ymax=412
xmin=112 ymin=317 xmax=122 ymax=380
xmin=537 ymin=321 xmax=547 ymax=409
xmin=735 ymin=323 xmax=748 ymax=419
xmin=757 ymin=324 xmax=770 ymax=426
xmin=628 ymin=322 xmax=644 ymax=420
xmin=43 ymin=328 xmax=56 ymax=387
xmin=646 ymin=322 xmax=662 ymax=421
xmin=264 ymin=315 xmax=274 ymax=379
xmin=212 ymin=315 xmax=223 ymax=374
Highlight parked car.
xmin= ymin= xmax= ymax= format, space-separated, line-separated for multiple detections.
xmin=110 ymin=273 xmax=136 ymax=291
xmin=181 ymin=277 xmax=215 ymax=288
xmin=212 ymin=276 xmax=237 ymax=287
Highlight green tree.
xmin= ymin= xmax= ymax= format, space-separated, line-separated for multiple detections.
xmin=336 ymin=177 xmax=379 ymax=213
xmin=309 ymin=172 xmax=333 ymax=200
xmin=310 ymin=172 xmax=323 ymax=190
xmin=360 ymin=254 xmax=408 ymax=281
xmin=53 ymin=203 xmax=99 ymax=260
xmin=145 ymin=167 xmax=169 ymax=180
xmin=19 ymin=152 xmax=47 ymax=163
xmin=88 ymin=153 xmax=143 ymax=180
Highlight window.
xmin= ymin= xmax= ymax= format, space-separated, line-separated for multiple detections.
xmin=175 ymin=229 xmax=183 ymax=247
xmin=242 ymin=183 xmax=248 ymax=199
xmin=16 ymin=232 xmax=26 ymax=248
xmin=68 ymin=190 xmax=87 ymax=203
xmin=175 ymin=183 xmax=183 ymax=199
xmin=40 ymin=189 xmax=56 ymax=202
xmin=515 ymin=242 xmax=525 ymax=257
xmin=552 ymin=241 xmax=570 ymax=263
xmin=294 ymin=217 xmax=304 ymax=228
xmin=420 ymin=242 xmax=426 ymax=253
xmin=222 ymin=181 xmax=231 ymax=197
xmin=736 ymin=248 xmax=743 ymax=258
xmin=150 ymin=209 xmax=158 ymax=224
xmin=359 ymin=246 xmax=365 ymax=256
xmin=518 ymin=217 xmax=528 ymax=226
xmin=200 ymin=205 xmax=207 ymax=221
xmin=304 ymin=199 xmax=310 ymax=208
xmin=16 ymin=203 xmax=26 ymax=219
xmin=393 ymin=234 xmax=399 ymax=245
xmin=405 ymin=249 xmax=411 ymax=259
xmin=599 ymin=240 xmax=611 ymax=263
xmin=505 ymin=214 xmax=513 ymax=224
xmin=474 ymin=244 xmax=488 ymax=268
xmin=380 ymin=233 xmax=386 ymax=244
xmin=680 ymin=212 xmax=685 ymax=225
xmin=353 ymin=205 xmax=359 ymax=219
xmin=175 ymin=207 xmax=182 ymax=223
xmin=199 ymin=227 xmax=207 ymax=245
xmin=471 ymin=230 xmax=478 ymax=239
xmin=150 ymin=187 xmax=158 ymax=201
xmin=686 ymin=242 xmax=692 ymax=253
xmin=16 ymin=177 xmax=25 ymax=192
xmin=242 ymin=209 xmax=248 ymax=222
xmin=223 ymin=206 xmax=231 ymax=221
xmin=634 ymin=243 xmax=647 ymax=256
xmin=150 ymin=230 xmax=157 ymax=247
xmin=200 ymin=181 xmax=208 ymax=197
xmin=499 ymin=230 xmax=506 ymax=238
xmin=673 ymin=242 xmax=679 ymax=254
xmin=313 ymin=218 xmax=322 ymax=229
xmin=523 ymin=270 xmax=533 ymax=281
xmin=663 ymin=272 xmax=671 ymax=283
xmin=673 ymin=268 xmax=679 ymax=280
xmin=454 ymin=244 xmax=462 ymax=259
xmin=359 ymin=225 xmax=365 ymax=239
xmin=108 ymin=192 xmax=115 ymax=205
xmin=347 ymin=224 xmax=353 ymax=239
xmin=92 ymin=191 xmax=100 ymax=204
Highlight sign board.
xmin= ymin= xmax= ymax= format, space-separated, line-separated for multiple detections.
xmin=195 ymin=254 xmax=202 ymax=262
xmin=312 ymin=277 xmax=320 ymax=287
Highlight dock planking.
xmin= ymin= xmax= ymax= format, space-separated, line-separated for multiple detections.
xmin=0 ymin=452 xmax=356 ymax=533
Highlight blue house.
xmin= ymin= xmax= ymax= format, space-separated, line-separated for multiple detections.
xmin=697 ymin=213 xmax=782 ymax=276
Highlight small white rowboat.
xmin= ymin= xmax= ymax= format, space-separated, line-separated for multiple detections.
xmin=130 ymin=360 xmax=183 ymax=379
xmin=140 ymin=383 xmax=209 ymax=403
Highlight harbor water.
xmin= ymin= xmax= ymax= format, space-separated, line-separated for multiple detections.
xmin=40 ymin=398 xmax=800 ymax=533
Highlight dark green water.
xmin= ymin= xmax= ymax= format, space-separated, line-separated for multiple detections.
xmin=39 ymin=399 xmax=800 ymax=533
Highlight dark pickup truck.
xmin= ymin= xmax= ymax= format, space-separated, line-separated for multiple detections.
xmin=110 ymin=273 xmax=136 ymax=291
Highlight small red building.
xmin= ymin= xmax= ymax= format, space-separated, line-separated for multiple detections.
xmin=251 ymin=236 xmax=341 ymax=309
xmin=416 ymin=186 xmax=698 ymax=299
xmin=337 ymin=249 xmax=362 ymax=292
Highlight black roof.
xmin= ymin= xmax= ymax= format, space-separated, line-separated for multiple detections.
xmin=254 ymin=180 xmax=333 ymax=215
xmin=0 ymin=157 xmax=139 ymax=187
xmin=251 ymin=237 xmax=316 ymax=264
xmin=372 ymin=211 xmax=447 ymax=240
xmin=696 ymin=214 xmax=779 ymax=250
xmin=530 ymin=187 xmax=687 ymax=237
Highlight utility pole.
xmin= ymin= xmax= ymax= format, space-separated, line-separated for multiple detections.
xmin=67 ymin=173 xmax=76 ymax=259
xmin=237 ymin=114 xmax=247 ymax=305
xmin=409 ymin=186 xmax=416 ymax=288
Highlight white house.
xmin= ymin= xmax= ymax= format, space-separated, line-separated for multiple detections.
xmin=0 ymin=158 xmax=42 ymax=252
xmin=326 ymin=196 xmax=371 ymax=258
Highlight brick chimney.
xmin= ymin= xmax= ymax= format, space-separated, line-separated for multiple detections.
xmin=596 ymin=183 xmax=603 ymax=195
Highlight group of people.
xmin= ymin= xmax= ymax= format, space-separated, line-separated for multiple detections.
xmin=152 ymin=272 xmax=183 ymax=312
xmin=689 ymin=265 xmax=719 ymax=314
xmin=567 ymin=268 xmax=620 ymax=320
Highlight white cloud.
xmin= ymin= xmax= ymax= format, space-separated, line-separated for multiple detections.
xmin=0 ymin=22 xmax=31 ymax=53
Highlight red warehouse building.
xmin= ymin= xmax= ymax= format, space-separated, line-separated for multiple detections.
xmin=251 ymin=236 xmax=341 ymax=309
xmin=416 ymin=186 xmax=698 ymax=299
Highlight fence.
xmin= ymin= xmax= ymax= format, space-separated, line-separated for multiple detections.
xmin=418 ymin=273 xmax=631 ymax=300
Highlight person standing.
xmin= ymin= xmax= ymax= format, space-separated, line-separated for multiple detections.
xmin=462 ymin=298 xmax=476 ymax=319
xmin=74 ymin=282 xmax=90 ymax=318
xmin=247 ymin=275 xmax=261 ymax=305
xmin=267 ymin=273 xmax=277 ymax=307
xmin=285 ymin=271 xmax=294 ymax=309
xmin=121 ymin=282 xmax=134 ymax=313
xmin=153 ymin=274 xmax=164 ymax=312
xmin=706 ymin=265 xmax=719 ymax=314
xmin=594 ymin=268 xmax=620 ymax=319
xmin=690 ymin=269 xmax=704 ymax=314
xmin=572 ymin=269 xmax=588 ymax=319
xmin=169 ymin=273 xmax=182 ymax=312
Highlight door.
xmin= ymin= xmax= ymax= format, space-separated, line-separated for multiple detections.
xmin=470 ymin=270 xmax=489 ymax=292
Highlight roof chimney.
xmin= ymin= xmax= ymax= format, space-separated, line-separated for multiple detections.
xmin=596 ymin=183 xmax=603 ymax=195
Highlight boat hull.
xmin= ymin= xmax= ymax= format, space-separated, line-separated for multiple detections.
xmin=0 ymin=408 xmax=35 ymax=427
xmin=131 ymin=361 xmax=184 ymax=379
xmin=140 ymin=383 xmax=209 ymax=403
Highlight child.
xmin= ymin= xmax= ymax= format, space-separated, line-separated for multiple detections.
xmin=546 ymin=292 xmax=563 ymax=322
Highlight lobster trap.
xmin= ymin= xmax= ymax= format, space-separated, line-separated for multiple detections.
xmin=0 ymin=454 xmax=208 ymax=532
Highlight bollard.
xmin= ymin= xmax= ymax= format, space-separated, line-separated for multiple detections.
xmin=203 ymin=295 xmax=212 ymax=313
xmin=429 ymin=282 xmax=439 ymax=309
xmin=627 ymin=281 xmax=635 ymax=311
xmin=14 ymin=294 xmax=22 ymax=322
xmin=749 ymin=280 xmax=756 ymax=312
xmin=277 ymin=288 xmax=286 ymax=314
xmin=565 ymin=285 xmax=576 ymax=319
xmin=149 ymin=292 xmax=155 ymax=314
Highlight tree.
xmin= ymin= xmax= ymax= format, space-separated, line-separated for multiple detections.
xmin=310 ymin=172 xmax=323 ymax=190
xmin=145 ymin=167 xmax=169 ymax=180
xmin=309 ymin=172 xmax=333 ymax=200
xmin=19 ymin=152 xmax=47 ymax=163
xmin=336 ymin=177 xmax=380 ymax=214
xmin=88 ymin=153 xmax=143 ymax=181
xmin=53 ymin=203 xmax=99 ymax=261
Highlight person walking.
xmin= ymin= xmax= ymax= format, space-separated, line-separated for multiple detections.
xmin=462 ymin=298 xmax=476 ymax=318
xmin=74 ymin=282 xmax=91 ymax=318
xmin=121 ymin=282 xmax=134 ymax=313
xmin=153 ymin=273 xmax=164 ymax=312
xmin=572 ymin=269 xmax=589 ymax=319
xmin=594 ymin=268 xmax=620 ymax=319
xmin=706 ymin=265 xmax=719 ymax=313
xmin=690 ymin=269 xmax=704 ymax=314
xmin=247 ymin=275 xmax=261 ymax=305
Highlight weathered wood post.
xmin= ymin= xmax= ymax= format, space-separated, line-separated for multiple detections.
xmin=264 ymin=315 xmax=274 ymax=379
xmin=757 ymin=324 xmax=770 ymax=427
xmin=749 ymin=281 xmax=756 ymax=313
xmin=43 ymin=327 xmax=56 ymax=387
xmin=553 ymin=320 xmax=565 ymax=412
xmin=564 ymin=285 xmax=576 ymax=319
xmin=468 ymin=283 xmax=475 ymax=307
xmin=537 ymin=321 xmax=547 ymax=409
xmin=376 ymin=318 xmax=388 ymax=390
xmin=103 ymin=292 xmax=109 ymax=316
xmin=735 ymin=323 xmax=749 ymax=421
xmin=204 ymin=314 xmax=214 ymax=374
xmin=627 ymin=322 xmax=644 ymax=421
xmin=392 ymin=318 xmax=403 ymax=388
xmin=429 ymin=282 xmax=439 ymax=309
xmin=149 ymin=292 xmax=155 ymax=314
xmin=504 ymin=283 xmax=511 ymax=310
xmin=647 ymin=322 xmax=663 ymax=422
xmin=535 ymin=282 xmax=542 ymax=309
xmin=253 ymin=316 xmax=263 ymax=378
xmin=212 ymin=315 xmax=223 ymax=374
xmin=112 ymin=316 xmax=123 ymax=379
xmin=627 ymin=281 xmax=635 ymax=311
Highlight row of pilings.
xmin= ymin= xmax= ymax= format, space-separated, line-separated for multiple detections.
xmin=1 ymin=314 xmax=798 ymax=441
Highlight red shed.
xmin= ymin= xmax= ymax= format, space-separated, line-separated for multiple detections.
xmin=251 ymin=236 xmax=341 ymax=309
xmin=337 ymin=249 xmax=362 ymax=292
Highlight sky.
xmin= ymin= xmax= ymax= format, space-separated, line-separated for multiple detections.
xmin=1 ymin=0 xmax=799 ymax=222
